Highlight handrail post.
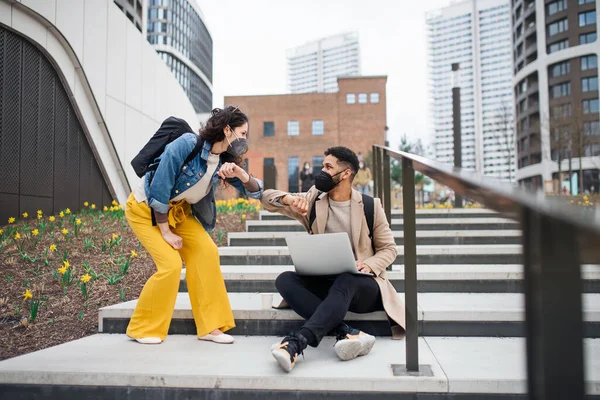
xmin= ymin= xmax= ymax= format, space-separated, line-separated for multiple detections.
xmin=373 ymin=145 xmax=380 ymax=198
xmin=377 ymin=147 xmax=384 ymax=200
xmin=522 ymin=209 xmax=584 ymax=399
xmin=402 ymin=157 xmax=419 ymax=372
xmin=383 ymin=151 xmax=392 ymax=226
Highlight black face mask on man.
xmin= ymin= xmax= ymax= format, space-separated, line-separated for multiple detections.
xmin=226 ymin=129 xmax=248 ymax=157
xmin=315 ymin=169 xmax=347 ymax=192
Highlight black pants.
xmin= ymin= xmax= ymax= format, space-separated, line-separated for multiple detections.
xmin=275 ymin=271 xmax=384 ymax=347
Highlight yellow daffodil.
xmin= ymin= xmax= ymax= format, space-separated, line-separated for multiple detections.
xmin=130 ymin=250 xmax=138 ymax=258
xmin=63 ymin=260 xmax=71 ymax=268
xmin=216 ymin=218 xmax=219 ymax=223
xmin=59 ymin=211 xmax=65 ymax=218
xmin=112 ymin=233 xmax=119 ymax=240
xmin=242 ymin=214 xmax=247 ymax=219
xmin=103 ymin=206 xmax=108 ymax=211
xmin=0 ymin=229 xmax=3 ymax=235
xmin=112 ymin=200 xmax=118 ymax=206
xmin=8 ymin=217 xmax=15 ymax=224
xmin=75 ymin=219 xmax=82 ymax=226
xmin=84 ymin=202 xmax=89 ymax=207
xmin=23 ymin=289 xmax=33 ymax=301
xmin=65 ymin=208 xmax=71 ymax=215
xmin=37 ymin=210 xmax=43 ymax=215
xmin=80 ymin=274 xmax=91 ymax=283
xmin=49 ymin=244 xmax=57 ymax=252
xmin=32 ymin=229 xmax=39 ymax=236
xmin=37 ymin=214 xmax=42 ymax=220
xmin=91 ymin=204 xmax=96 ymax=209
xmin=14 ymin=232 xmax=21 ymax=240
xmin=57 ymin=265 xmax=67 ymax=275
xmin=22 ymin=212 xmax=28 ymax=218
xmin=49 ymin=216 xmax=56 ymax=222
xmin=61 ymin=228 xmax=69 ymax=235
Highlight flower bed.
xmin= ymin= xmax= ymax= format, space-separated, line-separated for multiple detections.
xmin=0 ymin=198 xmax=260 ymax=360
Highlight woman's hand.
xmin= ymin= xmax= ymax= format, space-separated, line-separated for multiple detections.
xmin=162 ymin=230 xmax=183 ymax=250
xmin=218 ymin=162 xmax=249 ymax=183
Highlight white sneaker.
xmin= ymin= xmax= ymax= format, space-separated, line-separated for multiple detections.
xmin=134 ymin=337 xmax=162 ymax=344
xmin=198 ymin=333 xmax=235 ymax=344
xmin=334 ymin=330 xmax=376 ymax=361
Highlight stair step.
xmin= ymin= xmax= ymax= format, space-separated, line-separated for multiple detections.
xmin=178 ymin=265 xmax=600 ymax=294
xmin=247 ymin=218 xmax=520 ymax=232
xmin=217 ymin=245 xmax=523 ymax=265
xmin=228 ymin=230 xmax=523 ymax=246
xmin=98 ymin=292 xmax=600 ymax=338
xmin=5 ymin=335 xmax=599 ymax=398
xmin=259 ymin=208 xmax=501 ymax=220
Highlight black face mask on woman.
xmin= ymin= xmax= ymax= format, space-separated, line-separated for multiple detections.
xmin=226 ymin=130 xmax=248 ymax=157
xmin=314 ymin=169 xmax=347 ymax=192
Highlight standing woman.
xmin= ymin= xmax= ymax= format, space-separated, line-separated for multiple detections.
xmin=300 ymin=162 xmax=314 ymax=192
xmin=126 ymin=106 xmax=263 ymax=345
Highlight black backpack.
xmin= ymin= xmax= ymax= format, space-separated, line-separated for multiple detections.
xmin=131 ymin=116 xmax=203 ymax=178
xmin=308 ymin=192 xmax=376 ymax=253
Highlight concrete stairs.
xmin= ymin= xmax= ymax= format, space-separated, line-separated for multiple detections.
xmin=2 ymin=208 xmax=599 ymax=399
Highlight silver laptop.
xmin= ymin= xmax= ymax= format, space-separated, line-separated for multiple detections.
xmin=285 ymin=232 xmax=374 ymax=276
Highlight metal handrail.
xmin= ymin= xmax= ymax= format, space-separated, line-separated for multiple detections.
xmin=373 ymin=144 xmax=600 ymax=399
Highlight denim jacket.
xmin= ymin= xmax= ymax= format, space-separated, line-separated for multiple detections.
xmin=144 ymin=132 xmax=263 ymax=231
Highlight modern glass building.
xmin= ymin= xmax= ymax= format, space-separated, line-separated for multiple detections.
xmin=427 ymin=0 xmax=516 ymax=182
xmin=146 ymin=0 xmax=213 ymax=114
xmin=286 ymin=32 xmax=361 ymax=94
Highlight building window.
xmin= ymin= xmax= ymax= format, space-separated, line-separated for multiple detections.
xmin=370 ymin=93 xmax=380 ymax=103
xmin=579 ymin=11 xmax=596 ymax=27
xmin=551 ymin=82 xmax=571 ymax=98
xmin=585 ymin=143 xmax=600 ymax=156
xmin=548 ymin=0 xmax=567 ymax=15
xmin=580 ymin=32 xmax=597 ymax=44
xmin=583 ymin=99 xmax=599 ymax=114
xmin=264 ymin=121 xmax=275 ymax=137
xmin=312 ymin=156 xmax=324 ymax=176
xmin=548 ymin=39 xmax=569 ymax=53
xmin=264 ymin=157 xmax=275 ymax=167
xmin=582 ymin=55 xmax=598 ymax=70
xmin=288 ymin=157 xmax=299 ymax=192
xmin=551 ymin=103 xmax=572 ymax=119
xmin=579 ymin=0 xmax=595 ymax=4
xmin=584 ymin=121 xmax=600 ymax=136
xmin=312 ymin=120 xmax=324 ymax=136
xmin=582 ymin=76 xmax=599 ymax=92
xmin=548 ymin=18 xmax=568 ymax=36
xmin=346 ymin=93 xmax=356 ymax=104
xmin=287 ymin=121 xmax=300 ymax=136
xmin=358 ymin=93 xmax=367 ymax=104
xmin=550 ymin=61 xmax=570 ymax=77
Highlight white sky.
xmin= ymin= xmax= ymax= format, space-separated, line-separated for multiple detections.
xmin=197 ymin=0 xmax=451 ymax=151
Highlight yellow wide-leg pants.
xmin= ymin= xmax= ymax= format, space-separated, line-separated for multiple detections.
xmin=124 ymin=193 xmax=235 ymax=340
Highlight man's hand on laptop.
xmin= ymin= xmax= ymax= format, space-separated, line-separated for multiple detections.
xmin=283 ymin=195 xmax=309 ymax=216
xmin=356 ymin=261 xmax=373 ymax=274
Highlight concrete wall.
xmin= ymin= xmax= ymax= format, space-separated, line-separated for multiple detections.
xmin=0 ymin=0 xmax=199 ymax=203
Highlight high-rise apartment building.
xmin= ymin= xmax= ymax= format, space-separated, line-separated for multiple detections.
xmin=286 ymin=32 xmax=361 ymax=94
xmin=512 ymin=0 xmax=600 ymax=193
xmin=427 ymin=0 xmax=516 ymax=182
xmin=146 ymin=0 xmax=213 ymax=114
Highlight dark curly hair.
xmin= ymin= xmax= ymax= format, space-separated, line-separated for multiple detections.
xmin=324 ymin=146 xmax=360 ymax=177
xmin=200 ymin=106 xmax=249 ymax=166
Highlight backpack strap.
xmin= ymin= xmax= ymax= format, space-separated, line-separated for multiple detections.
xmin=361 ymin=194 xmax=376 ymax=254
xmin=308 ymin=191 xmax=322 ymax=234
xmin=184 ymin=135 xmax=204 ymax=165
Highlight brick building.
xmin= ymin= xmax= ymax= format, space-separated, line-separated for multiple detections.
xmin=225 ymin=76 xmax=387 ymax=192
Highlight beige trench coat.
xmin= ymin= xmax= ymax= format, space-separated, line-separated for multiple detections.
xmin=261 ymin=187 xmax=406 ymax=336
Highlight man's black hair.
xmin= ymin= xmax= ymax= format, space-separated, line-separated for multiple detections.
xmin=324 ymin=146 xmax=360 ymax=176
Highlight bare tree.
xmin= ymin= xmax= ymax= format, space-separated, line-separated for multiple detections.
xmin=494 ymin=101 xmax=516 ymax=182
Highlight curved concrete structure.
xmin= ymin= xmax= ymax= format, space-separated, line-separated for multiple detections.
xmin=0 ymin=0 xmax=199 ymax=204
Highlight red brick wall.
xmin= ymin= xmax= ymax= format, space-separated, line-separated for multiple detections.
xmin=225 ymin=76 xmax=387 ymax=193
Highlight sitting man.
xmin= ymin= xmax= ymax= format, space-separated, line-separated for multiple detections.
xmin=261 ymin=146 xmax=405 ymax=372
